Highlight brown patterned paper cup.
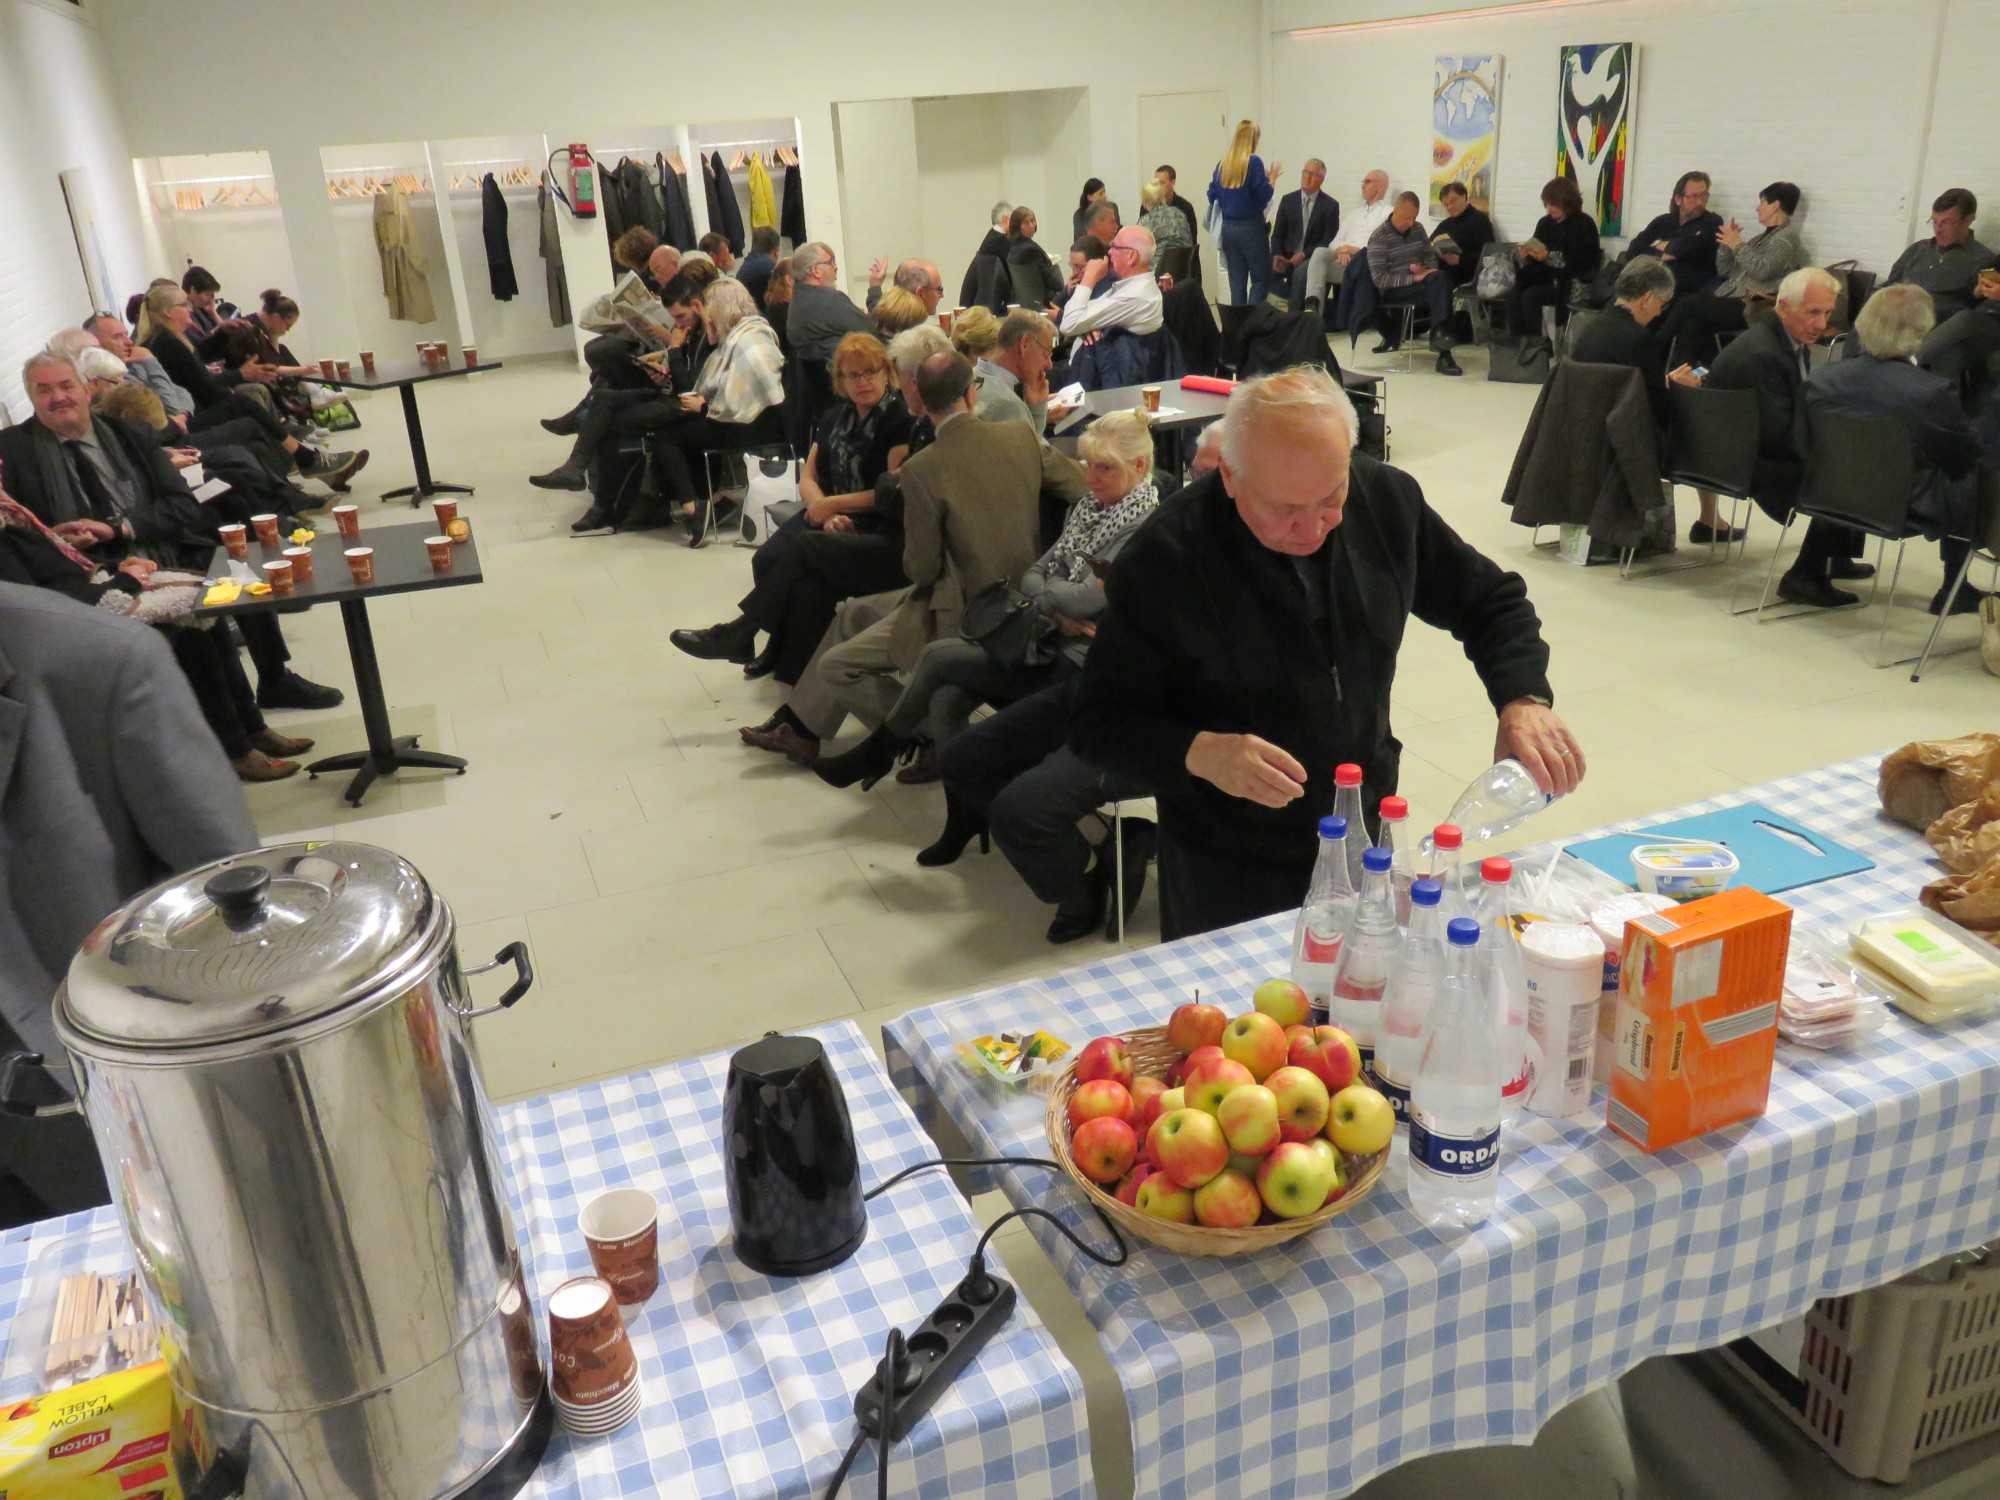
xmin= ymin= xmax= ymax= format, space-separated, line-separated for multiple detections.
xmin=262 ymin=559 xmax=294 ymax=596
xmin=250 ymin=513 xmax=281 ymax=546
xmin=331 ymin=504 xmax=359 ymax=539
xmin=939 ymin=309 xmax=955 ymax=334
xmin=1141 ymin=385 xmax=1162 ymax=413
xmin=344 ymin=547 xmax=375 ymax=585
xmin=462 ymin=345 xmax=478 ymax=367
xmin=432 ymin=498 xmax=459 ymax=529
xmin=546 ymin=1276 xmax=639 ymax=1406
xmin=425 ymin=535 xmax=454 ymax=573
xmin=282 ymin=546 xmax=314 ymax=583
xmin=318 ymin=358 xmax=336 ymax=378
xmin=219 ymin=524 xmax=247 ymax=560
xmin=359 ymin=351 xmax=375 ymax=373
xmin=578 ymin=1189 xmax=660 ymax=1308
xmin=335 ymin=360 xmax=352 ymax=379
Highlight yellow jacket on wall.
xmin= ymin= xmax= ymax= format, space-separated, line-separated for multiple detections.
xmin=747 ymin=155 xmax=777 ymax=231
xmin=373 ymin=187 xmax=438 ymax=323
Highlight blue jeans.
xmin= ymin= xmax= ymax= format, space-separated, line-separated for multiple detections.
xmin=1219 ymin=217 xmax=1273 ymax=306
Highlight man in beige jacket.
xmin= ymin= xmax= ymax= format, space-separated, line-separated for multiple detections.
xmin=750 ymin=351 xmax=1085 ymax=759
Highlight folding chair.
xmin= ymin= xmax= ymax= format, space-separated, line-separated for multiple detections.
xmin=1755 ymin=408 xmax=1919 ymax=666
xmin=1633 ymin=384 xmax=1760 ymax=589
xmin=1096 ymin=797 xmax=1156 ymax=945
xmin=1155 ymin=245 xmax=1194 ymax=283
xmin=1911 ymin=463 xmax=2000 ymax=681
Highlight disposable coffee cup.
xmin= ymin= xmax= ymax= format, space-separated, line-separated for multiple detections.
xmin=359 ymin=351 xmax=375 ymax=373
xmin=579 ymin=1188 xmax=660 ymax=1308
xmin=939 ymin=309 xmax=955 ymax=333
xmin=219 ymin=524 xmax=247 ymax=560
xmin=282 ymin=545 xmax=314 ymax=583
xmin=432 ymin=498 xmax=459 ymax=530
xmin=262 ymin=559 xmax=294 ymax=596
xmin=1141 ymin=385 xmax=1162 ymax=413
xmin=546 ymin=1277 xmax=639 ymax=1409
xmin=250 ymin=513 xmax=280 ymax=546
xmin=318 ymin=358 xmax=335 ymax=378
xmin=335 ymin=359 xmax=352 ymax=379
xmin=425 ymin=535 xmax=454 ymax=573
xmin=344 ymin=547 xmax=375 ymax=585
xmin=331 ymin=504 xmax=359 ymax=539
xmin=462 ymin=345 xmax=478 ymax=368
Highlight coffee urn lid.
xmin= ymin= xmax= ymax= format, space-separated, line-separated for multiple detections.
xmin=59 ymin=842 xmax=444 ymax=1053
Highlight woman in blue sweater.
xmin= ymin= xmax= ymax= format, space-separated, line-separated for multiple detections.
xmin=1208 ymin=120 xmax=1283 ymax=306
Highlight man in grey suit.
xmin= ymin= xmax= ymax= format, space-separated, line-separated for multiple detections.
xmin=972 ymin=309 xmax=1080 ymax=435
xmin=786 ymin=242 xmax=874 ymax=362
xmin=0 ymin=583 xmax=253 ymax=1220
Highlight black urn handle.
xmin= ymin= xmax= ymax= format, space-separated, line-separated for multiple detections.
xmin=455 ymin=942 xmax=536 ymax=1020
xmin=205 ymin=865 xmax=272 ymax=933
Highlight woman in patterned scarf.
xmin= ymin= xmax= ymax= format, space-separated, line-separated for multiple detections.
xmin=813 ymin=406 xmax=1161 ymax=790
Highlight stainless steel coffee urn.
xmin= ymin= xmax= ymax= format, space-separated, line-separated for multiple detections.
xmin=20 ymin=843 xmax=552 ymax=1499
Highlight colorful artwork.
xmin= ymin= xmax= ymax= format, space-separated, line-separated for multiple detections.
xmin=1431 ymin=55 xmax=1502 ymax=215
xmin=1556 ymin=42 xmax=1635 ymax=235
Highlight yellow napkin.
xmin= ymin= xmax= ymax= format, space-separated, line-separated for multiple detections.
xmin=245 ymin=582 xmax=272 ymax=597
xmin=289 ymin=527 xmax=316 ymax=545
xmin=202 ymin=582 xmax=242 ymax=607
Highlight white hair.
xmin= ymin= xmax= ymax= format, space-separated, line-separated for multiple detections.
xmin=1195 ymin=422 xmax=1223 ymax=458
xmin=1854 ymin=282 xmax=1934 ymax=359
xmin=21 ymin=349 xmax=82 ymax=388
xmin=992 ymin=200 xmax=1013 ymax=228
xmin=77 ymin=347 xmax=126 ymax=384
xmin=1218 ymin=366 xmax=1360 ymax=473
xmin=887 ymin=323 xmax=950 ymax=378
xmin=791 ymin=241 xmax=834 ymax=279
xmin=701 ymin=277 xmax=758 ymax=340
xmin=1120 ymin=225 xmax=1156 ymax=269
xmin=47 ymin=327 xmax=97 ymax=359
xmin=1775 ymin=265 xmax=1840 ymax=310
xmin=1077 ymin=406 xmax=1156 ymax=468
xmin=681 ymin=250 xmax=716 ymax=272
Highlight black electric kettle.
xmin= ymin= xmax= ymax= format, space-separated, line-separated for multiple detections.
xmin=722 ymin=1033 xmax=867 ymax=1276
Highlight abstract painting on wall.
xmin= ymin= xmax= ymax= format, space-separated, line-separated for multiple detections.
xmin=1556 ymin=42 xmax=1635 ymax=235
xmin=1431 ymin=55 xmax=1502 ymax=214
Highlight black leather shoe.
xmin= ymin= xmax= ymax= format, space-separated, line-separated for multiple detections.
xmin=1929 ymin=586 xmax=1987 ymax=617
xmin=742 ymin=647 xmax=778 ymax=680
xmin=255 ymin=670 xmax=345 ymax=711
xmin=1689 ymin=521 xmax=1748 ymax=544
xmin=540 ymin=410 xmax=582 ymax=436
xmin=1828 ymin=559 xmax=1876 ymax=582
xmin=1435 ymin=350 xmax=1463 ymax=377
xmin=529 ymin=465 xmax=588 ymax=491
xmin=917 ymin=792 xmax=990 ymax=867
xmin=812 ymin=726 xmax=903 ymax=790
xmin=569 ymin=504 xmax=615 ymax=537
xmin=670 ymin=618 xmax=758 ymax=664
xmin=1047 ymin=860 xmax=1111 ymax=944
xmin=1371 ymin=338 xmax=1401 ymax=355
xmin=1777 ymin=571 xmax=1861 ymax=610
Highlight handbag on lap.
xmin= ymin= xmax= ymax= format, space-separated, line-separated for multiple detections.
xmin=958 ymin=579 xmax=1053 ymax=669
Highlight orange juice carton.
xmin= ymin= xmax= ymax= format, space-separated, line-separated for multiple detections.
xmin=1606 ymin=887 xmax=1792 ymax=1153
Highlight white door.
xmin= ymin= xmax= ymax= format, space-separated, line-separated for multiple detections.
xmin=1138 ymin=89 xmax=1227 ymax=297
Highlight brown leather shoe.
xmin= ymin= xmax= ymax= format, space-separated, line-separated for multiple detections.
xmin=740 ymin=722 xmax=819 ymax=764
xmin=231 ymin=749 xmax=301 ymax=782
xmin=252 ymin=728 xmax=315 ymax=757
xmin=895 ymin=742 xmax=938 ymax=785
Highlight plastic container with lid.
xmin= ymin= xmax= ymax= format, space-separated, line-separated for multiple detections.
xmin=1519 ymin=920 xmax=1606 ymax=1118
xmin=1630 ymin=840 xmax=1740 ymax=900
xmin=1588 ymin=892 xmax=1679 ymax=994
xmin=1850 ymin=909 xmax=2000 ymax=1023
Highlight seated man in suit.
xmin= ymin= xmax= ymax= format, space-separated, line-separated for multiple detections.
xmin=1271 ymin=159 xmax=1341 ymax=314
xmin=1704 ymin=267 xmax=1870 ymax=608
xmin=1361 ymin=192 xmax=1467 ymax=376
xmin=741 ymin=352 xmax=1085 ymax=762
xmin=1628 ymin=172 xmax=1724 ymax=297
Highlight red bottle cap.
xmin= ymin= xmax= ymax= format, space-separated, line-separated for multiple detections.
xmin=1379 ymin=795 xmax=1407 ymax=820
xmin=1432 ymin=825 xmax=1463 ymax=850
xmin=1481 ymin=857 xmax=1513 ymax=884
xmin=1335 ymin=763 xmax=1362 ymax=787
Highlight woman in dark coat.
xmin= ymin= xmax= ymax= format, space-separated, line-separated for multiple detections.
xmin=1509 ymin=176 xmax=1601 ymax=338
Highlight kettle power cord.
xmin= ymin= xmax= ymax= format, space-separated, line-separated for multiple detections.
xmin=821 ymin=1156 xmax=1130 ymax=1499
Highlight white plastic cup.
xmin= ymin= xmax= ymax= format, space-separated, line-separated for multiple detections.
xmin=1520 ymin=921 xmax=1606 ymax=1119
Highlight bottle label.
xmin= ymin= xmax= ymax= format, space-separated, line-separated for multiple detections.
xmin=1301 ymin=931 xmax=1343 ymax=965
xmin=1409 ymin=1116 xmax=1500 ymax=1180
xmin=1372 ymin=1067 xmax=1412 ymax=1122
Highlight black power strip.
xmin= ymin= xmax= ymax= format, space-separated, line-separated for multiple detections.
xmin=853 ymin=1272 xmax=1019 ymax=1444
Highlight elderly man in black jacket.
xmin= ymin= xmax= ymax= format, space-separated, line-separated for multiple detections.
xmin=1071 ymin=367 xmax=1585 ymax=940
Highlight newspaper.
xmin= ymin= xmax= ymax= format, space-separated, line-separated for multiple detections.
xmin=578 ymin=271 xmax=675 ymax=349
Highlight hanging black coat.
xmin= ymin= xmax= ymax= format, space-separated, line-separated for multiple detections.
xmin=615 ymin=158 xmax=660 ymax=241
xmin=658 ymin=155 xmax=696 ymax=251
xmin=707 ymin=153 xmax=746 ymax=256
xmin=701 ymin=155 xmax=726 ymax=244
xmin=481 ymin=175 xmax=519 ymax=301
xmin=781 ymin=163 xmax=807 ymax=245
xmin=600 ymin=157 xmax=631 ymax=270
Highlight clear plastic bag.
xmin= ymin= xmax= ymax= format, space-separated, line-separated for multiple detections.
xmin=1780 ymin=925 xmax=1891 ymax=1049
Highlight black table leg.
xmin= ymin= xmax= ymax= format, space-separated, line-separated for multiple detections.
xmin=306 ymin=597 xmax=467 ymax=805
xmin=380 ymin=383 xmax=478 ymax=507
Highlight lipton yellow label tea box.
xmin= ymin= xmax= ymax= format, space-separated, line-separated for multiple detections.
xmin=0 ymin=1359 xmax=179 ymax=1499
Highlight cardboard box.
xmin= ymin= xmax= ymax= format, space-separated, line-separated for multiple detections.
xmin=0 ymin=1359 xmax=180 ymax=1499
xmin=1607 ymin=887 xmax=1792 ymax=1153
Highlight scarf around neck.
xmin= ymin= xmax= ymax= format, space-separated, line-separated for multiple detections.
xmin=1045 ymin=474 xmax=1159 ymax=583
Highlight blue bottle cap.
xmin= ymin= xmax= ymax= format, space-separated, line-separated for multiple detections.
xmin=1319 ymin=815 xmax=1348 ymax=840
xmin=1446 ymin=917 xmax=1481 ymax=946
xmin=1362 ymin=846 xmax=1392 ymax=874
xmin=1410 ymin=879 xmax=1442 ymax=906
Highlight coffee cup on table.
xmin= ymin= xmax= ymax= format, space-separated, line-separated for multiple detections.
xmin=262 ymin=559 xmax=294 ymax=596
xmin=318 ymin=358 xmax=336 ymax=378
xmin=424 ymin=536 xmax=454 ymax=574
xmin=432 ymin=498 xmax=459 ymax=531
xmin=462 ymin=345 xmax=478 ymax=368
xmin=344 ymin=547 xmax=375 ymax=585
xmin=1141 ymin=385 xmax=1161 ymax=413
xmin=578 ymin=1188 xmax=660 ymax=1309
xmin=250 ymin=513 xmax=280 ymax=546
xmin=218 ymin=524 xmax=247 ymax=560
xmin=282 ymin=545 xmax=314 ymax=583
xmin=546 ymin=1276 xmax=642 ymax=1430
xmin=359 ymin=351 xmax=375 ymax=373
xmin=331 ymin=504 xmax=359 ymax=539
xmin=335 ymin=359 xmax=352 ymax=380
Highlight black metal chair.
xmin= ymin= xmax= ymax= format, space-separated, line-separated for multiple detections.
xmin=1640 ymin=384 xmax=1761 ymax=592
xmin=1912 ymin=462 xmax=2000 ymax=681
xmin=1155 ymin=245 xmax=1194 ymax=283
xmin=1755 ymin=408 xmax=1918 ymax=666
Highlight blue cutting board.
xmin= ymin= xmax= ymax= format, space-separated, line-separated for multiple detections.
xmin=1563 ymin=803 xmax=1875 ymax=896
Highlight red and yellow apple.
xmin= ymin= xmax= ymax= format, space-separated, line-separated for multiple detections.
xmin=1256 ymin=1140 xmax=1337 ymax=1218
xmin=1192 ymin=1167 xmax=1263 ymax=1228
xmin=1170 ymin=1044 xmax=1224 ymax=1088
xmin=1215 ymin=1082 xmax=1281 ymax=1156
xmin=1221 ymin=1011 xmax=1289 ymax=1082
xmin=1074 ymin=1036 xmax=1134 ymax=1090
xmin=1328 ymin=1083 xmax=1396 ymax=1156
xmin=1067 ymin=1078 xmax=1135 ymax=1130
xmin=1305 ymin=1138 xmax=1350 ymax=1202
xmin=1252 ymin=978 xmax=1312 ymax=1029
xmin=1186 ymin=1057 xmax=1256 ymax=1115
xmin=1129 ymin=1076 xmax=1170 ymax=1135
xmin=1114 ymin=1162 xmax=1155 ymax=1206
xmin=1146 ymin=1107 xmax=1229 ymax=1189
xmin=1072 ymin=1116 xmax=1138 ymax=1183
xmin=1167 ymin=1000 xmax=1228 ymax=1055
xmin=1134 ymin=1174 xmax=1196 ymax=1223
xmin=1288 ymin=1024 xmax=1364 ymax=1094
xmin=1266 ymin=1065 xmax=1331 ymax=1143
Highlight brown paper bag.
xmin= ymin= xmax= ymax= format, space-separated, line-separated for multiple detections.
xmin=1921 ymin=858 xmax=2000 ymax=938
xmin=1878 ymin=734 xmax=2000 ymax=831
xmin=1928 ymin=784 xmax=2000 ymax=872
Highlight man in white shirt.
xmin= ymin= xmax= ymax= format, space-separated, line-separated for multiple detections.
xmin=1306 ymin=169 xmax=1392 ymax=328
xmin=1060 ymin=227 xmax=1164 ymax=340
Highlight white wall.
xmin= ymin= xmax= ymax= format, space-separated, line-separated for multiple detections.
xmin=1264 ymin=0 xmax=2000 ymax=273
xmin=0 ymin=0 xmax=151 ymax=418
xmin=91 ymin=0 xmax=1260 ymax=359
xmin=907 ymin=89 xmax=1089 ymax=288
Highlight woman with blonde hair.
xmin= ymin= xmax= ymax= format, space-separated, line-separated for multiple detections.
xmin=948 ymin=305 xmax=1001 ymax=362
xmin=870 ymin=286 xmax=930 ymax=342
xmin=1207 ymin=120 xmax=1282 ymax=306
xmin=813 ymin=404 xmax=1160 ymax=793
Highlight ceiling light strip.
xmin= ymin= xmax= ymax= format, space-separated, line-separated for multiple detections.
xmin=1289 ymin=0 xmax=1618 ymax=39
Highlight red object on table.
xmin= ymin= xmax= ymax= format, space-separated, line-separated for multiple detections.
xmin=1180 ymin=375 xmax=1237 ymax=395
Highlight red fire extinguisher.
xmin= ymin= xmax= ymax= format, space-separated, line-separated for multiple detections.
xmin=565 ymin=144 xmax=597 ymax=218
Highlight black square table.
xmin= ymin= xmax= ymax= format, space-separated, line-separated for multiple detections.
xmin=307 ymin=356 xmax=502 ymax=506
xmin=197 ymin=521 xmax=481 ymax=805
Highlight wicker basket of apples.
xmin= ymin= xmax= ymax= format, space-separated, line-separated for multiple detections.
xmin=1044 ymin=980 xmax=1393 ymax=1257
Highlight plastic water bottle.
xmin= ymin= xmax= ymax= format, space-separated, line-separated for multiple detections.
xmin=1444 ymin=759 xmax=1557 ymax=843
xmin=1375 ymin=879 xmax=1446 ymax=1183
xmin=1408 ymin=918 xmax=1502 ymax=1230
xmin=1428 ymin=824 xmax=1469 ymax=921
xmin=1467 ymin=857 xmax=1532 ymax=1124
xmin=1378 ymin=796 xmax=1412 ymax=923
xmin=1328 ymin=846 xmax=1401 ymax=1078
xmin=1294 ymin=816 xmax=1357 ymax=1025
xmin=1334 ymin=763 xmax=1367 ymax=890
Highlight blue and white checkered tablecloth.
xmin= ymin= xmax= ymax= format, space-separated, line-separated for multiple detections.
xmin=0 ymin=1021 xmax=1094 ymax=1500
xmin=883 ymin=754 xmax=2000 ymax=1500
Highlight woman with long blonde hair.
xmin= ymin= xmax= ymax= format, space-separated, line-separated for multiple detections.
xmin=1208 ymin=120 xmax=1283 ymax=306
